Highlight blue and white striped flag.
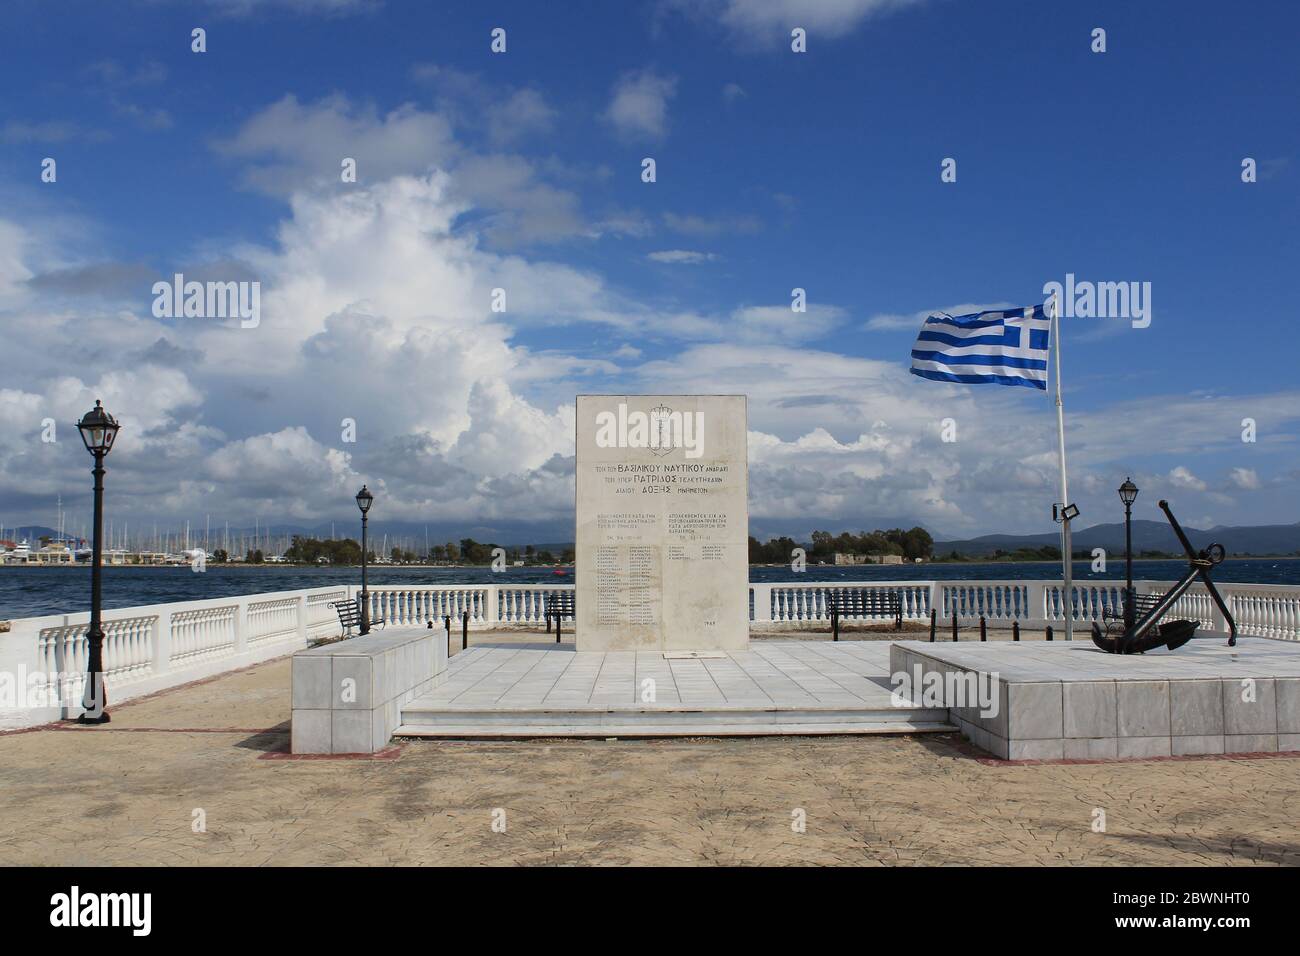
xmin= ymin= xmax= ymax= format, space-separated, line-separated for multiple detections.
xmin=909 ymin=305 xmax=1051 ymax=390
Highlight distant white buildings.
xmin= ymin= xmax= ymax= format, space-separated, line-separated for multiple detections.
xmin=0 ymin=540 xmax=73 ymax=565
xmin=0 ymin=539 xmax=208 ymax=566
xmin=833 ymin=552 xmax=905 ymax=566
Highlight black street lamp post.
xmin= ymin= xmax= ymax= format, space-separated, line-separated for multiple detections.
xmin=1118 ymin=477 xmax=1139 ymax=629
xmin=355 ymin=485 xmax=373 ymax=635
xmin=76 ymin=400 xmax=120 ymax=724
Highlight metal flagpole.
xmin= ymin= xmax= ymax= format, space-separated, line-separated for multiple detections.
xmin=1051 ymin=292 xmax=1073 ymax=641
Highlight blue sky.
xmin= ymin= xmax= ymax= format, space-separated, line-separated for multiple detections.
xmin=1 ymin=0 xmax=1297 ymax=544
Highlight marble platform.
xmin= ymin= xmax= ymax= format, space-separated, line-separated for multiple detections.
xmin=889 ymin=637 xmax=1300 ymax=761
xmin=398 ymin=640 xmax=953 ymax=737
xmin=292 ymin=628 xmax=447 ymax=754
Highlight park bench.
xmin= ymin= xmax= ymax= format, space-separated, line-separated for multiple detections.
xmin=545 ymin=591 xmax=575 ymax=642
xmin=1090 ymin=499 xmax=1236 ymax=654
xmin=1101 ymin=592 xmax=1163 ymax=640
xmin=828 ymin=589 xmax=902 ymax=640
xmin=331 ymin=598 xmax=384 ymax=637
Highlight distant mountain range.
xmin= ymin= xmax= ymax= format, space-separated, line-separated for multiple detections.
xmin=933 ymin=519 xmax=1300 ymax=558
xmin=1 ymin=526 xmax=86 ymax=545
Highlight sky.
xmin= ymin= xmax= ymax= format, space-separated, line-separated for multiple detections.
xmin=0 ymin=0 xmax=1297 ymax=545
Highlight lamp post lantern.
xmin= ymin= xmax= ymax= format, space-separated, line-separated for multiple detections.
xmin=355 ymin=485 xmax=374 ymax=635
xmin=76 ymin=400 xmax=120 ymax=723
xmin=1118 ymin=477 xmax=1139 ymax=629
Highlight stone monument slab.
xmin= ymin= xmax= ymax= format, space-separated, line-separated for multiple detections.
xmin=575 ymin=395 xmax=748 ymax=652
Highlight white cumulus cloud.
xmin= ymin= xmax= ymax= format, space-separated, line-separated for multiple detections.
xmin=604 ymin=70 xmax=678 ymax=140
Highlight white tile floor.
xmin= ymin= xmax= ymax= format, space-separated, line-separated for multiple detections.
xmin=406 ymin=640 xmax=906 ymax=712
xmin=896 ymin=636 xmax=1300 ymax=683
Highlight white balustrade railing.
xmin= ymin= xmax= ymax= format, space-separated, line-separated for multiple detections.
xmin=749 ymin=579 xmax=1300 ymax=641
xmin=939 ymin=582 xmax=1031 ymax=621
xmin=1228 ymin=586 xmax=1300 ymax=640
xmin=247 ymin=596 xmax=300 ymax=647
xmin=748 ymin=583 xmax=933 ymax=624
xmin=3 ymin=578 xmax=1297 ymax=729
xmin=1 ymin=585 xmax=350 ymax=729
xmin=305 ymin=589 xmax=348 ymax=640
xmin=362 ymin=584 xmax=589 ymax=627
xmin=367 ymin=587 xmax=491 ymax=628
xmin=1136 ymin=581 xmax=1300 ymax=642
xmin=35 ymin=613 xmax=158 ymax=711
xmin=497 ymin=585 xmax=574 ymax=625
xmin=169 ymin=604 xmax=238 ymax=665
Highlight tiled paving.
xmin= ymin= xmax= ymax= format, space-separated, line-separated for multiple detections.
xmin=895 ymin=636 xmax=1300 ymax=683
xmin=405 ymin=640 xmax=903 ymax=711
xmin=891 ymin=637 xmax=1300 ymax=760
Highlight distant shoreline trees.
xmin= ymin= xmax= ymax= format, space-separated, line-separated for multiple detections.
xmin=749 ymin=527 xmax=934 ymax=564
xmin=282 ymin=537 xmax=362 ymax=565
xmin=272 ymin=535 xmax=575 ymax=566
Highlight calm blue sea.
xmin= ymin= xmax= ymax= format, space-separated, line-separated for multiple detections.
xmin=2 ymin=559 xmax=1297 ymax=618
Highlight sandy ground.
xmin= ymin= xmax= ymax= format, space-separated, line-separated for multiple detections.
xmin=1 ymin=631 xmax=1297 ymax=866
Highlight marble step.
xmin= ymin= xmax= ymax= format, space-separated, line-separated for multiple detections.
xmin=395 ymin=706 xmax=955 ymax=738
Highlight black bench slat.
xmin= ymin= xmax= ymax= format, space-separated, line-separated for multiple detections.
xmin=826 ymin=589 xmax=903 ymax=635
xmin=545 ymin=591 xmax=575 ymax=611
xmin=331 ymin=598 xmax=384 ymax=635
xmin=827 ymin=592 xmax=901 ymax=609
xmin=545 ymin=592 xmax=575 ymax=619
xmin=544 ymin=591 xmax=575 ymax=642
xmin=1102 ymin=593 xmax=1164 ymax=637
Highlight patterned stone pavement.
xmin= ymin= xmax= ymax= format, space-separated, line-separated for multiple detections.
xmin=1 ymin=638 xmax=1298 ymax=866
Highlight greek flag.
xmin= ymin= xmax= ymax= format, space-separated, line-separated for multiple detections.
xmin=909 ymin=305 xmax=1051 ymax=390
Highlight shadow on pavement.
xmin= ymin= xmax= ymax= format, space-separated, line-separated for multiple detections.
xmin=236 ymin=720 xmax=291 ymax=753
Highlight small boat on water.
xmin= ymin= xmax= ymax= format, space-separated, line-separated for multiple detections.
xmin=551 ymin=566 xmax=568 ymax=576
